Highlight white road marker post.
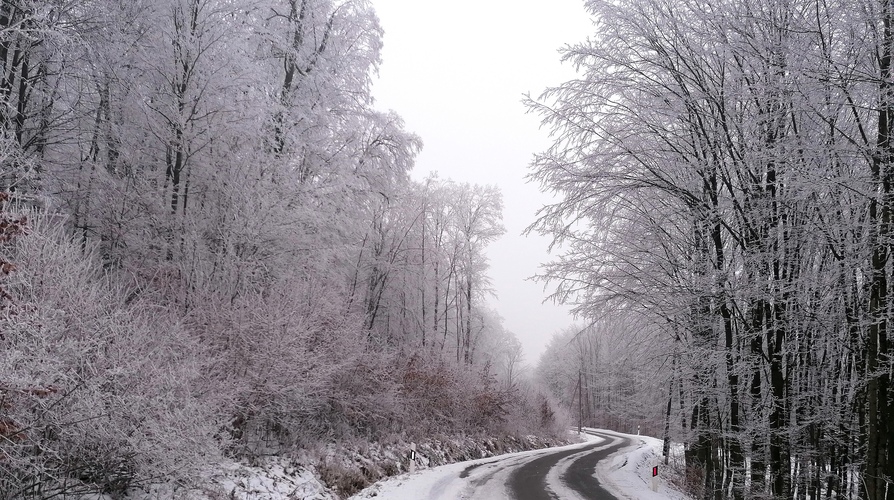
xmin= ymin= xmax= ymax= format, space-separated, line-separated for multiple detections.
xmin=651 ymin=462 xmax=659 ymax=492
xmin=409 ymin=443 xmax=417 ymax=473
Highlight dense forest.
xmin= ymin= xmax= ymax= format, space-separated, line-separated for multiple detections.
xmin=528 ymin=0 xmax=894 ymax=499
xmin=0 ymin=0 xmax=569 ymax=497
xmin=7 ymin=0 xmax=894 ymax=499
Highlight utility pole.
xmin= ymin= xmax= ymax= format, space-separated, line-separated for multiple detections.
xmin=578 ymin=369 xmax=582 ymax=433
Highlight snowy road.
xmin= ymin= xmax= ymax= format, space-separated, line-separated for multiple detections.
xmin=352 ymin=430 xmax=637 ymax=500
xmin=508 ymin=430 xmax=630 ymax=499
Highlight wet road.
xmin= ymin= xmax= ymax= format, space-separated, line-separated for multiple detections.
xmin=505 ymin=430 xmax=630 ymax=500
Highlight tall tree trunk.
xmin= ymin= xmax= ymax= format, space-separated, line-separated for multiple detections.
xmin=867 ymin=2 xmax=894 ymax=498
xmin=464 ymin=275 xmax=472 ymax=364
xmin=421 ymin=202 xmax=427 ymax=346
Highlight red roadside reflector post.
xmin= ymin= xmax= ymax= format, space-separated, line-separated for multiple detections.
xmin=653 ymin=466 xmax=659 ymax=477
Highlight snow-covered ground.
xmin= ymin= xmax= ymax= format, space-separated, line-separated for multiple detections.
xmin=106 ymin=457 xmax=336 ymax=500
xmin=350 ymin=429 xmax=694 ymax=500
xmin=588 ymin=428 xmax=692 ymax=500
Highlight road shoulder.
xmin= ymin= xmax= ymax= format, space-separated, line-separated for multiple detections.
xmin=588 ymin=429 xmax=693 ymax=500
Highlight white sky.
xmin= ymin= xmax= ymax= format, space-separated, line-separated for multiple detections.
xmin=369 ymin=0 xmax=595 ymax=363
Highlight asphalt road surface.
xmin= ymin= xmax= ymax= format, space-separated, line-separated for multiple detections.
xmin=506 ymin=431 xmax=630 ymax=500
xmin=452 ymin=430 xmax=631 ymax=500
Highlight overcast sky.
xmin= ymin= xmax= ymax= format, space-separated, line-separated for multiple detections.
xmin=369 ymin=1 xmax=595 ymax=363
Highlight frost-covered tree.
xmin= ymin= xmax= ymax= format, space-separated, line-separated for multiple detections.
xmin=528 ymin=0 xmax=894 ymax=498
xmin=1 ymin=0 xmax=564 ymax=493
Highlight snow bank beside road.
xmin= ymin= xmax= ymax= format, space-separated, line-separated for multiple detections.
xmin=113 ymin=458 xmax=336 ymax=500
xmin=589 ymin=428 xmax=693 ymax=500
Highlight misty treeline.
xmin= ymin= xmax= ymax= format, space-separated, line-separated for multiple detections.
xmin=0 ymin=0 xmax=567 ymax=496
xmin=536 ymin=315 xmax=667 ymax=438
xmin=527 ymin=0 xmax=894 ymax=499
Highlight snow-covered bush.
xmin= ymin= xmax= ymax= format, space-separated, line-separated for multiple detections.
xmin=0 ymin=209 xmax=222 ymax=498
xmin=501 ymin=382 xmax=572 ymax=439
xmin=324 ymin=348 xmax=405 ymax=438
xmin=186 ymin=273 xmax=377 ymax=453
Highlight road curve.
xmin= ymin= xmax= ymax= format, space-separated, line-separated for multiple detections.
xmin=351 ymin=430 xmax=636 ymax=500
xmin=508 ymin=431 xmax=630 ymax=500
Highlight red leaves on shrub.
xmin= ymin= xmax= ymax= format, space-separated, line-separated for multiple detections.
xmin=0 ymin=192 xmax=27 ymax=310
